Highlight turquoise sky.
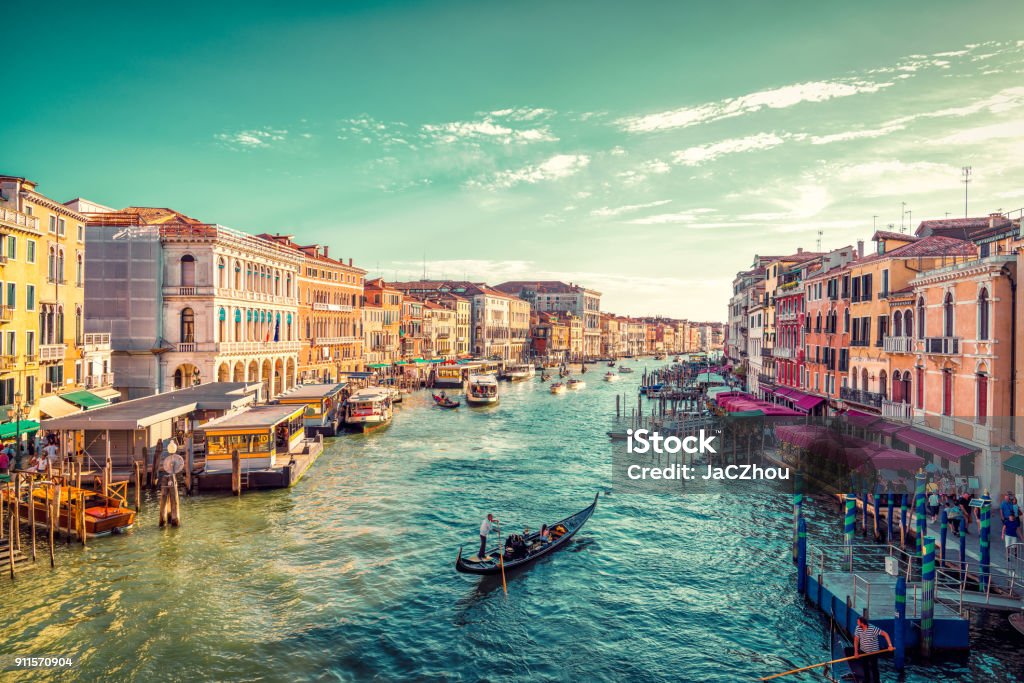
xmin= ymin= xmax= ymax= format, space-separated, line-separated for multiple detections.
xmin=4 ymin=1 xmax=1024 ymax=320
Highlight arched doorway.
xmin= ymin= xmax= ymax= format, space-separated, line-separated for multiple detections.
xmin=173 ymin=363 xmax=200 ymax=390
xmin=217 ymin=363 xmax=229 ymax=382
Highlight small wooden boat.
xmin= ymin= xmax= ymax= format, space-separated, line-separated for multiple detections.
xmin=559 ymin=368 xmax=570 ymax=378
xmin=607 ymin=429 xmax=629 ymax=440
xmin=539 ymin=372 xmax=551 ymax=382
xmin=432 ymin=393 xmax=460 ymax=409
xmin=455 ymin=494 xmax=598 ymax=575
xmin=4 ymin=482 xmax=136 ymax=538
xmin=618 ymin=366 xmax=634 ymax=374
xmin=465 ymin=374 xmax=499 ymax=405
xmin=607 ymin=360 xmax=616 ymax=367
xmin=604 ymin=372 xmax=619 ymax=382
xmin=567 ymin=379 xmax=585 ymax=390
xmin=550 ymin=382 xmax=567 ymax=394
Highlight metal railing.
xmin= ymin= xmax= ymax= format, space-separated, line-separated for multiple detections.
xmin=882 ymin=336 xmax=914 ymax=354
xmin=841 ymin=387 xmax=883 ymax=407
xmin=923 ymin=336 xmax=960 ymax=355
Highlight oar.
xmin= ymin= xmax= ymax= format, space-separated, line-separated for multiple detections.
xmin=499 ymin=552 xmax=508 ymax=595
xmin=760 ymin=648 xmax=894 ymax=681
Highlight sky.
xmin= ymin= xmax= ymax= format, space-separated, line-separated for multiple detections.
xmin=4 ymin=1 xmax=1024 ymax=321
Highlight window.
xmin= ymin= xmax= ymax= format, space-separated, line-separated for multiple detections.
xmin=977 ymin=373 xmax=988 ymax=425
xmin=893 ymin=311 xmax=902 ymax=337
xmin=49 ymin=215 xmax=57 ymax=233
xmin=978 ymin=288 xmax=990 ymax=341
xmin=25 ymin=376 xmax=34 ymax=404
xmin=77 ymin=224 xmax=84 ymax=242
xmin=903 ymin=310 xmax=913 ymax=339
xmin=917 ymin=298 xmax=925 ymax=339
xmin=58 ymin=218 xmax=66 ymax=236
xmin=181 ymin=307 xmax=195 ymax=343
xmin=180 ymin=255 xmax=196 ymax=287
xmin=942 ymin=369 xmax=953 ymax=416
xmin=26 ymin=240 xmax=35 ymax=264
xmin=943 ymin=293 xmax=954 ymax=338
xmin=26 ymin=284 xmax=35 ymax=311
xmin=6 ymin=236 xmax=15 ymax=260
xmin=76 ymin=253 xmax=83 ymax=287
xmin=916 ymin=367 xmax=924 ymax=409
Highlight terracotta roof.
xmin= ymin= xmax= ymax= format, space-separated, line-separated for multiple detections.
xmin=494 ymin=280 xmax=600 ymax=296
xmin=915 ymin=216 xmax=1012 ymax=239
xmin=871 ymin=230 xmax=919 ymax=243
xmin=852 ymin=235 xmax=976 ymax=265
xmin=95 ymin=206 xmax=204 ymax=225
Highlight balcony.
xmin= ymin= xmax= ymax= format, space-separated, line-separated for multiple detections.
xmin=777 ymin=311 xmax=797 ymax=322
xmin=882 ymin=336 xmax=914 ymax=354
xmin=0 ymin=354 xmax=14 ymax=371
xmin=881 ymin=399 xmax=912 ymax=420
xmin=312 ymin=302 xmax=355 ymax=312
xmin=85 ymin=373 xmax=115 ymax=389
xmin=850 ymin=340 xmax=871 ymax=347
xmin=757 ymin=372 xmax=775 ymax=386
xmin=162 ymin=285 xmax=215 ymax=298
xmin=0 ymin=206 xmax=41 ymax=232
xmin=176 ymin=342 xmax=197 ymax=353
xmin=923 ymin=337 xmax=960 ymax=355
xmin=46 ymin=275 xmax=67 ymax=285
xmin=0 ymin=305 xmax=12 ymax=323
xmin=760 ymin=347 xmax=773 ymax=358
xmin=83 ymin=333 xmax=111 ymax=352
xmin=39 ymin=344 xmax=67 ymax=363
xmin=772 ymin=347 xmax=793 ymax=359
xmin=840 ymin=387 xmax=883 ymax=408
xmin=215 ymin=340 xmax=304 ymax=355
xmin=313 ymin=336 xmax=361 ymax=346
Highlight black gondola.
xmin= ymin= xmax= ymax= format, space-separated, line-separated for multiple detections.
xmin=432 ymin=393 xmax=460 ymax=409
xmin=455 ymin=494 xmax=598 ymax=575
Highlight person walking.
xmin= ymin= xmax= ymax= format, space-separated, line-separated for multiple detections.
xmin=1002 ymin=514 xmax=1020 ymax=561
xmin=478 ymin=513 xmax=498 ymax=560
xmin=854 ymin=614 xmax=892 ymax=683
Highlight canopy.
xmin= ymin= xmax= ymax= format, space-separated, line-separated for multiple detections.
xmin=1004 ymin=454 xmax=1024 ymax=477
xmin=895 ymin=427 xmax=976 ymax=462
xmin=0 ymin=420 xmax=40 ymax=439
xmin=869 ymin=448 xmax=925 ymax=471
xmin=91 ymin=387 xmax=122 ymax=400
xmin=795 ymin=394 xmax=825 ymax=412
xmin=39 ymin=395 xmax=81 ymax=418
xmin=59 ymin=390 xmax=110 ymax=410
xmin=844 ymin=409 xmax=880 ymax=429
xmin=367 ymin=363 xmax=390 ymax=369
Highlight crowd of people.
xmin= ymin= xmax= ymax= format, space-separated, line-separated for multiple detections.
xmin=0 ymin=433 xmax=73 ymax=477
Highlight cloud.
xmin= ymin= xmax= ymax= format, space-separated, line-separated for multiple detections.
xmin=470 ymin=154 xmax=591 ymax=189
xmin=422 ymin=117 xmax=557 ymax=145
xmin=626 ymin=208 xmax=717 ymax=225
xmin=672 ymin=133 xmax=787 ymax=166
xmin=618 ymin=79 xmax=892 ymax=133
xmin=831 ymin=160 xmax=963 ymax=198
xmin=214 ymin=127 xmax=288 ymax=149
xmin=810 ymin=123 xmax=906 ymax=145
xmin=929 ymin=120 xmax=1024 ymax=145
xmin=591 ymin=200 xmax=673 ymax=217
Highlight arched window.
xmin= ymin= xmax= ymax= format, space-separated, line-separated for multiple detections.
xmin=943 ymin=292 xmax=954 ymax=337
xmin=234 ymin=261 xmax=242 ymax=289
xmin=942 ymin=368 xmax=953 ymax=416
xmin=861 ymin=368 xmax=869 ymax=392
xmin=978 ymin=288 xmax=990 ymax=341
xmin=181 ymin=307 xmax=195 ymax=343
xmin=893 ymin=312 xmax=902 ymax=337
xmin=48 ymin=246 xmax=56 ymax=282
xmin=57 ymin=248 xmax=65 ymax=282
xmin=976 ymin=372 xmax=988 ymax=425
xmin=181 ymin=255 xmax=196 ymax=287
xmin=917 ymin=297 xmax=925 ymax=339
xmin=74 ymin=305 xmax=83 ymax=345
xmin=843 ymin=309 xmax=850 ymax=333
xmin=218 ymin=257 xmax=227 ymax=288
xmin=851 ymin=367 xmax=859 ymax=390
xmin=879 ymin=370 xmax=887 ymax=399
xmin=218 ymin=307 xmax=227 ymax=341
xmin=76 ymin=252 xmax=83 ymax=286
xmin=903 ymin=310 xmax=913 ymax=339
xmin=173 ymin=368 xmax=184 ymax=390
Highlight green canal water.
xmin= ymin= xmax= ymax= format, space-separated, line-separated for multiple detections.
xmin=1 ymin=368 xmax=1022 ymax=681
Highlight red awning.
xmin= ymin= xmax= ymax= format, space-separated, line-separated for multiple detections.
xmin=845 ymin=409 xmax=881 ymax=429
xmin=870 ymin=448 xmax=925 ymax=471
xmin=871 ymin=421 xmax=905 ymax=436
xmin=895 ymin=427 xmax=976 ymax=461
xmin=795 ymin=393 xmax=825 ymax=411
xmin=774 ymin=387 xmax=796 ymax=399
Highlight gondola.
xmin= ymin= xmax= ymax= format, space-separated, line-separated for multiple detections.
xmin=826 ymin=624 xmax=866 ymax=683
xmin=455 ymin=493 xmax=598 ymax=575
xmin=432 ymin=393 xmax=460 ymax=409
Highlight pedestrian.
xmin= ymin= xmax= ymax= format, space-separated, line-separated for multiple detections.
xmin=854 ymin=614 xmax=892 ymax=683
xmin=927 ymin=490 xmax=940 ymax=523
xmin=945 ymin=501 xmax=962 ymax=535
xmin=478 ymin=513 xmax=498 ymax=560
xmin=0 ymin=448 xmax=9 ymax=474
xmin=1001 ymin=492 xmax=1014 ymax=522
xmin=1002 ymin=514 xmax=1020 ymax=561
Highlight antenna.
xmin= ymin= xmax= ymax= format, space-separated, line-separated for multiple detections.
xmin=900 ymin=202 xmax=906 ymax=232
xmin=422 ymin=251 xmax=426 ymax=280
xmin=903 ymin=209 xmax=911 ymax=234
xmin=961 ymin=166 xmax=972 ymax=217
xmin=872 ymin=215 xmax=878 ymax=231
xmin=816 ymin=228 xmax=823 ymax=251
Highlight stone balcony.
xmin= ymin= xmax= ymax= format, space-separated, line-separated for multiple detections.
xmin=83 ymin=332 xmax=111 ymax=352
xmin=881 ymin=399 xmax=912 ymax=420
xmin=922 ymin=336 xmax=960 ymax=355
xmin=0 ymin=305 xmax=12 ymax=324
xmin=172 ymin=340 xmax=304 ymax=355
xmin=313 ymin=336 xmax=361 ymax=345
xmin=85 ymin=373 xmax=115 ymax=389
xmin=312 ymin=302 xmax=355 ymax=312
xmin=39 ymin=343 xmax=67 ymax=363
xmin=0 ymin=206 xmax=41 ymax=233
xmin=882 ymin=336 xmax=914 ymax=354
xmin=772 ymin=347 xmax=793 ymax=359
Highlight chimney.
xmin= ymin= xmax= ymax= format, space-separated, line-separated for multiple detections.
xmin=349 ymin=258 xmax=353 ymax=266
xmin=990 ymin=212 xmax=1002 ymax=228
xmin=323 ymin=245 xmax=329 ymax=258
xmin=797 ymin=247 xmax=803 ymax=254
xmin=857 ymin=240 xmax=864 ymax=258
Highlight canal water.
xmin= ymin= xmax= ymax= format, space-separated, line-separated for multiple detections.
xmin=2 ymin=367 xmax=1022 ymax=681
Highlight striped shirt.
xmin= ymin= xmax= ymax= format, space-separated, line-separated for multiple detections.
xmin=855 ymin=623 xmax=881 ymax=653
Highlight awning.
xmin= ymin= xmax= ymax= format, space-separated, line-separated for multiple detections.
xmin=0 ymin=420 xmax=40 ymax=439
xmin=59 ymin=390 xmax=110 ymax=410
xmin=1003 ymin=454 xmax=1024 ymax=477
xmin=795 ymin=394 xmax=826 ymax=411
xmin=774 ymin=387 xmax=796 ymax=399
xmin=90 ymin=387 xmax=121 ymax=400
xmin=870 ymin=448 xmax=925 ymax=471
xmin=871 ymin=421 xmax=905 ymax=436
xmin=895 ymin=427 xmax=976 ymax=461
xmin=367 ymin=363 xmax=390 ymax=369
xmin=39 ymin=395 xmax=81 ymax=418
xmin=844 ymin=409 xmax=880 ymax=429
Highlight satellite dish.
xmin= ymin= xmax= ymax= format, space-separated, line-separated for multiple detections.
xmin=166 ymin=440 xmax=178 ymax=455
xmin=162 ymin=453 xmax=185 ymax=475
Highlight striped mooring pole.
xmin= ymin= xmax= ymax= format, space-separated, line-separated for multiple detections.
xmin=844 ymin=494 xmax=856 ymax=567
xmin=894 ymin=575 xmax=906 ymax=672
xmin=915 ymin=471 xmax=927 ymax=556
xmin=861 ymin=489 xmax=869 ymax=538
xmin=887 ymin=493 xmax=895 ymax=544
xmin=939 ymin=508 xmax=948 ymax=567
xmin=980 ymin=502 xmax=991 ymax=591
xmin=900 ymin=494 xmax=908 ymax=547
xmin=921 ymin=536 xmax=936 ymax=658
xmin=959 ymin=525 xmax=968 ymax=582
xmin=792 ymin=477 xmax=803 ymax=565
xmin=797 ymin=517 xmax=807 ymax=594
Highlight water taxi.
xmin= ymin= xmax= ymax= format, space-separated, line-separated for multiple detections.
xmin=603 ymin=372 xmax=620 ymax=382
xmin=567 ymin=379 xmax=586 ymax=390
xmin=464 ymin=374 xmax=499 ymax=405
xmin=4 ymin=482 xmax=136 ymax=538
xmin=343 ymin=388 xmax=394 ymax=431
xmin=503 ymin=363 xmax=536 ymax=381
xmin=549 ymin=382 xmax=567 ymax=394
xmin=276 ymin=382 xmax=346 ymax=436
xmin=618 ymin=366 xmax=635 ymax=374
xmin=434 ymin=363 xmax=478 ymax=388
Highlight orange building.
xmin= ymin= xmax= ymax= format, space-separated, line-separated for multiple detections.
xmin=363 ymin=278 xmax=402 ymax=365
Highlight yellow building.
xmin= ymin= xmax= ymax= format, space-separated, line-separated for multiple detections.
xmin=0 ymin=176 xmax=92 ymax=445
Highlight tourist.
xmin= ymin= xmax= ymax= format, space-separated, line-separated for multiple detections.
xmin=0 ymin=448 xmax=9 ymax=474
xmin=538 ymin=524 xmax=550 ymax=544
xmin=853 ymin=614 xmax=891 ymax=683
xmin=479 ymin=513 xmax=498 ymax=559
xmin=945 ymin=501 xmax=962 ymax=535
xmin=927 ymin=490 xmax=940 ymax=523
xmin=1002 ymin=514 xmax=1020 ymax=561
xmin=1001 ymin=492 xmax=1014 ymax=522
xmin=43 ymin=440 xmax=59 ymax=468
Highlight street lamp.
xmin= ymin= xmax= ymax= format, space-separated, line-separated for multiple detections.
xmin=6 ymin=391 xmax=30 ymax=470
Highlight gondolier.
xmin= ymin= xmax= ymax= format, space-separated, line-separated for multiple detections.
xmin=479 ymin=513 xmax=498 ymax=560
xmin=854 ymin=614 xmax=892 ymax=683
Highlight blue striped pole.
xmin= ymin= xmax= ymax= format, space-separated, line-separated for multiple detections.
xmin=792 ymin=477 xmax=803 ymax=565
xmin=797 ymin=517 xmax=807 ymax=594
xmin=861 ymin=489 xmax=869 ymax=537
xmin=921 ymin=536 xmax=935 ymax=658
xmin=900 ymin=494 xmax=908 ymax=547
xmin=980 ymin=502 xmax=991 ymax=591
xmin=894 ymin=575 xmax=906 ymax=672
xmin=887 ymin=493 xmax=895 ymax=544
xmin=959 ymin=524 xmax=967 ymax=583
xmin=844 ymin=495 xmax=856 ymax=566
xmin=915 ymin=472 xmax=927 ymax=556
xmin=939 ymin=508 xmax=948 ymax=568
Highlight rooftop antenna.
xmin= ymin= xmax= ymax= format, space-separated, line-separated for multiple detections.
xmin=900 ymin=202 xmax=906 ymax=232
xmin=873 ymin=215 xmax=878 ymax=231
xmin=903 ymin=209 xmax=911 ymax=233
xmin=961 ymin=166 xmax=972 ymax=217
xmin=816 ymin=228 xmax=823 ymax=251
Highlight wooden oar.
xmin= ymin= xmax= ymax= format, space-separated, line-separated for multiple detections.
xmin=760 ymin=648 xmax=894 ymax=681
xmin=499 ymin=551 xmax=507 ymax=595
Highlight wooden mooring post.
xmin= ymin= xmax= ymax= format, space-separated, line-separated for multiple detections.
xmin=133 ymin=461 xmax=142 ymax=512
xmin=231 ymin=449 xmax=241 ymax=496
xmin=48 ymin=484 xmax=57 ymax=568
xmin=28 ymin=477 xmax=36 ymax=562
xmin=158 ymin=475 xmax=181 ymax=528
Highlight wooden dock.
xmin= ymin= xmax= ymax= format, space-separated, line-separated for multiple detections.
xmin=194 ymin=441 xmax=325 ymax=492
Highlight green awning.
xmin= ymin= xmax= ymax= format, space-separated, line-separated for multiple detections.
xmin=59 ymin=390 xmax=110 ymax=410
xmin=0 ymin=420 xmax=40 ymax=439
xmin=367 ymin=363 xmax=390 ymax=369
xmin=1004 ymin=453 xmax=1024 ymax=477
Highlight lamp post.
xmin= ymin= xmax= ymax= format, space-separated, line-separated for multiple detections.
xmin=6 ymin=391 xmax=30 ymax=470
